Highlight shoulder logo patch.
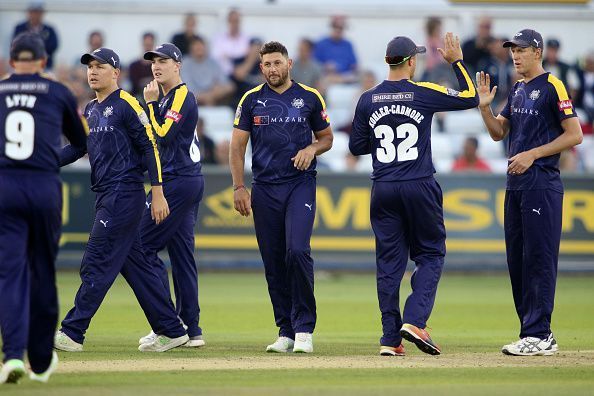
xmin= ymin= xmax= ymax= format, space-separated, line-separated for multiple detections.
xmin=165 ymin=109 xmax=182 ymax=123
xmin=558 ymin=100 xmax=572 ymax=111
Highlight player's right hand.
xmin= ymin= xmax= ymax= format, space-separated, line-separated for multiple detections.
xmin=476 ymin=71 xmax=497 ymax=108
xmin=233 ymin=187 xmax=252 ymax=217
xmin=437 ymin=32 xmax=463 ymax=63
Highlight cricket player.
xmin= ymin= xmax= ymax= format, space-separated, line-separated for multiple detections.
xmin=54 ymin=47 xmax=189 ymax=353
xmin=137 ymin=43 xmax=205 ymax=348
xmin=229 ymin=41 xmax=333 ymax=354
xmin=0 ymin=33 xmax=87 ymax=384
xmin=349 ymin=33 xmax=479 ymax=356
xmin=477 ymin=29 xmax=582 ymax=356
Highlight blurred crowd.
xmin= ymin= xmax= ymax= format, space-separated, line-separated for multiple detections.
xmin=2 ymin=4 xmax=593 ymax=173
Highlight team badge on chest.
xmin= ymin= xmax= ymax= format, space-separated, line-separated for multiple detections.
xmin=529 ymin=90 xmax=540 ymax=101
xmin=291 ymin=98 xmax=304 ymax=109
xmin=103 ymin=106 xmax=113 ymax=118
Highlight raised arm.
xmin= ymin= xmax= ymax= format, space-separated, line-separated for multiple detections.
xmin=476 ymin=71 xmax=510 ymax=141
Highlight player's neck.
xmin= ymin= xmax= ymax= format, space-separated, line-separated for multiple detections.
xmin=387 ymin=70 xmax=411 ymax=82
xmin=521 ymin=65 xmax=546 ymax=83
xmin=267 ymin=79 xmax=293 ymax=94
xmin=95 ymin=84 xmax=119 ymax=103
xmin=161 ymin=77 xmax=183 ymax=96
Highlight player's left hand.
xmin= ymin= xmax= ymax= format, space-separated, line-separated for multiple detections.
xmin=144 ymin=80 xmax=160 ymax=103
xmin=508 ymin=150 xmax=536 ymax=175
xmin=438 ymin=32 xmax=463 ymax=64
xmin=292 ymin=146 xmax=316 ymax=171
xmin=150 ymin=187 xmax=170 ymax=224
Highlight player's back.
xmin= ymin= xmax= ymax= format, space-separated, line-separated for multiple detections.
xmin=0 ymin=73 xmax=77 ymax=174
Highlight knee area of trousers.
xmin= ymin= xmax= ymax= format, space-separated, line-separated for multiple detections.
xmin=285 ymin=247 xmax=311 ymax=262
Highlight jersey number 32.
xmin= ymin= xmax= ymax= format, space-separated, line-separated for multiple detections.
xmin=374 ymin=123 xmax=418 ymax=163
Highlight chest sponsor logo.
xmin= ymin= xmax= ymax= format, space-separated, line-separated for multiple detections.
xmin=372 ymin=92 xmax=414 ymax=103
xmin=558 ymin=100 xmax=573 ymax=111
xmin=103 ymin=106 xmax=113 ymax=118
xmin=165 ymin=109 xmax=182 ymax=123
xmin=253 ymin=115 xmax=269 ymax=125
xmin=292 ymin=98 xmax=304 ymax=108
xmin=529 ymin=89 xmax=540 ymax=100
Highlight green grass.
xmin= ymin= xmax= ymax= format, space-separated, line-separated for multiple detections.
xmin=3 ymin=271 xmax=594 ymax=395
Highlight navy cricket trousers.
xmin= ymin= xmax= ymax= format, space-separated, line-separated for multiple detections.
xmin=370 ymin=177 xmax=446 ymax=347
xmin=60 ymin=189 xmax=185 ymax=343
xmin=140 ymin=175 xmax=204 ymax=338
xmin=251 ymin=175 xmax=317 ymax=338
xmin=0 ymin=172 xmax=61 ymax=373
xmin=504 ymin=189 xmax=563 ymax=339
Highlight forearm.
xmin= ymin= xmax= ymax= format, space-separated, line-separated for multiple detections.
xmin=479 ymin=106 xmax=507 ymax=141
xmin=531 ymin=129 xmax=583 ymax=160
xmin=308 ymin=134 xmax=333 ymax=156
xmin=59 ymin=144 xmax=86 ymax=166
xmin=229 ymin=143 xmax=247 ymax=187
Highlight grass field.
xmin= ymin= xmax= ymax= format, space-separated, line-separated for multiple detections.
xmin=3 ymin=270 xmax=594 ymax=395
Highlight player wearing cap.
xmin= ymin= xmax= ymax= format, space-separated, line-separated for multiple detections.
xmin=476 ymin=29 xmax=583 ymax=356
xmin=136 ymin=43 xmax=205 ymax=348
xmin=54 ymin=47 xmax=190 ymax=353
xmin=230 ymin=41 xmax=333 ymax=354
xmin=0 ymin=33 xmax=87 ymax=384
xmin=349 ymin=33 xmax=479 ymax=356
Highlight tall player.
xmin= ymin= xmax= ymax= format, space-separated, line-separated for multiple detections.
xmin=229 ymin=41 xmax=333 ymax=354
xmin=349 ymin=33 xmax=478 ymax=356
xmin=137 ymin=43 xmax=205 ymax=348
xmin=0 ymin=33 xmax=87 ymax=384
xmin=477 ymin=29 xmax=582 ymax=356
xmin=54 ymin=47 xmax=189 ymax=353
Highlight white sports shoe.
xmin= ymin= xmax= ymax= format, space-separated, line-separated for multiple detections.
xmin=182 ymin=335 xmax=206 ymax=348
xmin=266 ymin=336 xmax=295 ymax=353
xmin=502 ymin=333 xmax=558 ymax=356
xmin=0 ymin=359 xmax=26 ymax=384
xmin=138 ymin=334 xmax=189 ymax=352
xmin=54 ymin=330 xmax=83 ymax=352
xmin=293 ymin=332 xmax=313 ymax=353
xmin=139 ymin=331 xmax=157 ymax=345
xmin=29 ymin=351 xmax=59 ymax=383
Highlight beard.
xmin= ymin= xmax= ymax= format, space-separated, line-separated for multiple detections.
xmin=265 ymin=68 xmax=289 ymax=87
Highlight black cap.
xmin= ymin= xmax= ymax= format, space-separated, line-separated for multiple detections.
xmin=385 ymin=36 xmax=426 ymax=65
xmin=503 ymin=29 xmax=543 ymax=50
xmin=546 ymin=38 xmax=560 ymax=49
xmin=144 ymin=43 xmax=182 ymax=62
xmin=81 ymin=48 xmax=120 ymax=69
xmin=10 ymin=32 xmax=46 ymax=61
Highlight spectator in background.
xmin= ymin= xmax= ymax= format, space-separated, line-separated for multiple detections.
xmin=462 ymin=16 xmax=493 ymax=73
xmin=581 ymin=51 xmax=594 ymax=125
xmin=196 ymin=117 xmax=217 ymax=165
xmin=171 ymin=13 xmax=201 ymax=55
xmin=339 ymin=70 xmax=378 ymax=133
xmin=181 ymin=37 xmax=235 ymax=106
xmin=314 ymin=15 xmax=358 ymax=84
xmin=87 ymin=31 xmax=103 ymax=53
xmin=291 ymin=38 xmax=322 ymax=89
xmin=543 ymin=39 xmax=581 ymax=102
xmin=129 ymin=32 xmax=156 ymax=97
xmin=212 ymin=8 xmax=250 ymax=76
xmin=477 ymin=37 xmax=514 ymax=112
xmin=452 ymin=137 xmax=491 ymax=173
xmin=230 ymin=38 xmax=265 ymax=108
xmin=13 ymin=2 xmax=59 ymax=70
xmin=422 ymin=17 xmax=454 ymax=85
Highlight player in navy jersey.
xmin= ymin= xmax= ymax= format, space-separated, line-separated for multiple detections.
xmin=54 ymin=48 xmax=190 ymax=353
xmin=136 ymin=43 xmax=205 ymax=348
xmin=229 ymin=41 xmax=333 ymax=354
xmin=477 ymin=29 xmax=582 ymax=356
xmin=350 ymin=33 xmax=479 ymax=356
xmin=0 ymin=33 xmax=87 ymax=384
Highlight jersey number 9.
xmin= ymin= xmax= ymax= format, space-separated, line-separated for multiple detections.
xmin=4 ymin=110 xmax=35 ymax=160
xmin=374 ymin=123 xmax=418 ymax=163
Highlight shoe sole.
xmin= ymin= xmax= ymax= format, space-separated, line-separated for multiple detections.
xmin=139 ymin=335 xmax=190 ymax=352
xmin=183 ymin=340 xmax=206 ymax=348
xmin=502 ymin=346 xmax=559 ymax=356
xmin=6 ymin=368 xmax=26 ymax=384
xmin=53 ymin=344 xmax=82 ymax=352
xmin=400 ymin=328 xmax=441 ymax=356
xmin=266 ymin=347 xmax=292 ymax=353
xmin=293 ymin=349 xmax=312 ymax=353
xmin=380 ymin=349 xmax=405 ymax=356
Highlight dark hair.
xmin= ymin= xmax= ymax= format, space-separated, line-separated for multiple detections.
xmin=425 ymin=17 xmax=441 ymax=36
xmin=189 ymin=36 xmax=205 ymax=46
xmin=259 ymin=41 xmax=288 ymax=58
xmin=143 ymin=31 xmax=155 ymax=40
xmin=466 ymin=137 xmax=479 ymax=149
xmin=300 ymin=38 xmax=315 ymax=49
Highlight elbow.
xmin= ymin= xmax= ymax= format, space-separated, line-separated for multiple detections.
xmin=472 ymin=95 xmax=480 ymax=107
xmin=575 ymin=131 xmax=584 ymax=146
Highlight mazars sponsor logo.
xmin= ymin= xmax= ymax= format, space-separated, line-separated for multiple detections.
xmin=165 ymin=109 xmax=182 ymax=122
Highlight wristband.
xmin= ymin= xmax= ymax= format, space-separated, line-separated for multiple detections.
xmin=233 ymin=185 xmax=246 ymax=191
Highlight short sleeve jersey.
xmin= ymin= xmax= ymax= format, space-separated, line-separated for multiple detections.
xmin=500 ymin=72 xmax=577 ymax=192
xmin=234 ymin=81 xmax=330 ymax=184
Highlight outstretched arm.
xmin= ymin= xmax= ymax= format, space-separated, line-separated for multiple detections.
xmin=476 ymin=71 xmax=510 ymax=141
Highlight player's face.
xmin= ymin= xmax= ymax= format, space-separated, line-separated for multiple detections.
xmin=87 ymin=60 xmax=118 ymax=91
xmin=510 ymin=46 xmax=541 ymax=75
xmin=151 ymin=57 xmax=179 ymax=85
xmin=260 ymin=52 xmax=292 ymax=88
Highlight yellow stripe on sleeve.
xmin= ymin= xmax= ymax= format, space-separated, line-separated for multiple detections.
xmin=234 ymin=84 xmax=264 ymax=126
xmin=149 ymin=85 xmax=188 ymax=137
xmin=414 ymin=61 xmax=476 ymax=98
xmin=120 ymin=90 xmax=163 ymax=183
xmin=298 ymin=83 xmax=327 ymax=109
xmin=81 ymin=116 xmax=90 ymax=136
xmin=548 ymin=74 xmax=574 ymax=116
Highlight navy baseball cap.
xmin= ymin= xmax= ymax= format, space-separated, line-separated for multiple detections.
xmin=503 ymin=29 xmax=544 ymax=50
xmin=144 ymin=43 xmax=182 ymax=62
xmin=81 ymin=48 xmax=120 ymax=69
xmin=385 ymin=36 xmax=426 ymax=65
xmin=10 ymin=32 xmax=46 ymax=61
